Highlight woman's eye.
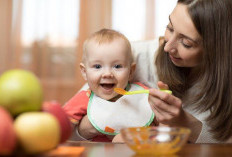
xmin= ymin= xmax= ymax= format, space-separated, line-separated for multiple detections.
xmin=93 ymin=64 xmax=101 ymax=69
xmin=182 ymin=43 xmax=192 ymax=48
xmin=166 ymin=25 xmax=174 ymax=32
xmin=181 ymin=40 xmax=192 ymax=48
xmin=114 ymin=64 xmax=122 ymax=69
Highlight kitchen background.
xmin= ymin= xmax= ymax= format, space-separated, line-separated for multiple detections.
xmin=0 ymin=0 xmax=177 ymax=104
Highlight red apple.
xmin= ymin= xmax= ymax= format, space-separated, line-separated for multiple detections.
xmin=14 ymin=112 xmax=60 ymax=154
xmin=0 ymin=107 xmax=17 ymax=155
xmin=42 ymin=101 xmax=72 ymax=143
xmin=0 ymin=69 xmax=43 ymax=116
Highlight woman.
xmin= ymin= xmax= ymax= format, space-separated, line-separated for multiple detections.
xmin=114 ymin=0 xmax=232 ymax=143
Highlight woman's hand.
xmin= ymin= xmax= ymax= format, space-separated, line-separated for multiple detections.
xmin=148 ymin=81 xmax=202 ymax=142
xmin=149 ymin=81 xmax=182 ymax=126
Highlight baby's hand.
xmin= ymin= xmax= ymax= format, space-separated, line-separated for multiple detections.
xmin=112 ymin=134 xmax=124 ymax=143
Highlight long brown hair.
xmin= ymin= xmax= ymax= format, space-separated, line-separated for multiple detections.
xmin=155 ymin=0 xmax=232 ymax=141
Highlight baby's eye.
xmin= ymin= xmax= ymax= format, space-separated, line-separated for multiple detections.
xmin=93 ymin=64 xmax=101 ymax=69
xmin=114 ymin=64 xmax=122 ymax=69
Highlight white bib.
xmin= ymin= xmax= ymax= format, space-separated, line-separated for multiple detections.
xmin=87 ymin=83 xmax=154 ymax=135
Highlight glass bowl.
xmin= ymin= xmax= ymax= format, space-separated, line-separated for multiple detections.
xmin=121 ymin=126 xmax=191 ymax=156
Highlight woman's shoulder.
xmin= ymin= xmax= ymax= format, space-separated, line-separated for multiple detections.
xmin=130 ymin=38 xmax=161 ymax=88
xmin=131 ymin=38 xmax=160 ymax=57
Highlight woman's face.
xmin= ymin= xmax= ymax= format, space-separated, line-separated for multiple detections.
xmin=164 ymin=3 xmax=203 ymax=68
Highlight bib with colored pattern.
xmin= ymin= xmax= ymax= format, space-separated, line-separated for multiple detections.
xmin=87 ymin=83 xmax=154 ymax=135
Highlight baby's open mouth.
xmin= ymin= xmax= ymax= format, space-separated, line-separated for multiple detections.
xmin=100 ymin=83 xmax=115 ymax=90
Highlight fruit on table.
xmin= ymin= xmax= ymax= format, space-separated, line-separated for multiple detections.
xmin=42 ymin=101 xmax=72 ymax=143
xmin=14 ymin=112 xmax=60 ymax=154
xmin=0 ymin=69 xmax=43 ymax=116
xmin=0 ymin=107 xmax=17 ymax=155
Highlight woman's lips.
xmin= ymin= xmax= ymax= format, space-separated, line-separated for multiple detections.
xmin=169 ymin=54 xmax=181 ymax=62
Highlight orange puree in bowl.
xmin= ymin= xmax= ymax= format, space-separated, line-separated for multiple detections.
xmin=128 ymin=143 xmax=181 ymax=155
xmin=129 ymin=136 xmax=181 ymax=155
xmin=122 ymin=127 xmax=190 ymax=156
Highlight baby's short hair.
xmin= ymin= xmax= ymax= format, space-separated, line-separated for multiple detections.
xmin=82 ymin=28 xmax=133 ymax=63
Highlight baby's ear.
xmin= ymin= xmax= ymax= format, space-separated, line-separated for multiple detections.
xmin=129 ymin=63 xmax=136 ymax=81
xmin=80 ymin=63 xmax=87 ymax=80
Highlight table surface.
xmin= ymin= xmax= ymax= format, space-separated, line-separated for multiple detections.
xmin=37 ymin=141 xmax=232 ymax=157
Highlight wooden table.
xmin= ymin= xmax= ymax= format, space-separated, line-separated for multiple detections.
xmin=40 ymin=141 xmax=232 ymax=157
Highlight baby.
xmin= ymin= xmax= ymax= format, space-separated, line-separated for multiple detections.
xmin=63 ymin=28 xmax=154 ymax=142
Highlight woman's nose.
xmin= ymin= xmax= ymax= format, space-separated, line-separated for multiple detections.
xmin=164 ymin=38 xmax=177 ymax=53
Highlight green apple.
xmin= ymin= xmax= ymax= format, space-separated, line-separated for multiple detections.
xmin=0 ymin=69 xmax=43 ymax=116
xmin=14 ymin=112 xmax=60 ymax=154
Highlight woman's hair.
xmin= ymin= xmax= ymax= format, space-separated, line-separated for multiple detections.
xmin=82 ymin=28 xmax=133 ymax=63
xmin=155 ymin=0 xmax=232 ymax=141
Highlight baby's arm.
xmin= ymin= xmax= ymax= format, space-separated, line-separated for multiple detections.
xmin=77 ymin=115 xmax=101 ymax=139
xmin=63 ymin=90 xmax=100 ymax=140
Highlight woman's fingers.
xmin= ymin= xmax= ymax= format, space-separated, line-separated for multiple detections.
xmin=149 ymin=97 xmax=177 ymax=121
xmin=148 ymin=88 xmax=182 ymax=124
xmin=157 ymin=81 xmax=169 ymax=90
xmin=149 ymin=88 xmax=182 ymax=108
xmin=149 ymin=99 xmax=166 ymax=118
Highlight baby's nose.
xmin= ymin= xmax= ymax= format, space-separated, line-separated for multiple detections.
xmin=102 ymin=70 xmax=113 ymax=78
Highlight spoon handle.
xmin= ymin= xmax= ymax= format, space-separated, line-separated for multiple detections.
xmin=160 ymin=89 xmax=172 ymax=94
xmin=127 ymin=90 xmax=149 ymax=94
xmin=128 ymin=89 xmax=172 ymax=95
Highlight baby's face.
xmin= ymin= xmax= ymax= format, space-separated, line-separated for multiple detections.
xmin=81 ymin=39 xmax=133 ymax=100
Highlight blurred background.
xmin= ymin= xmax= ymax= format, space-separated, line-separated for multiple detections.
xmin=0 ymin=0 xmax=177 ymax=105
